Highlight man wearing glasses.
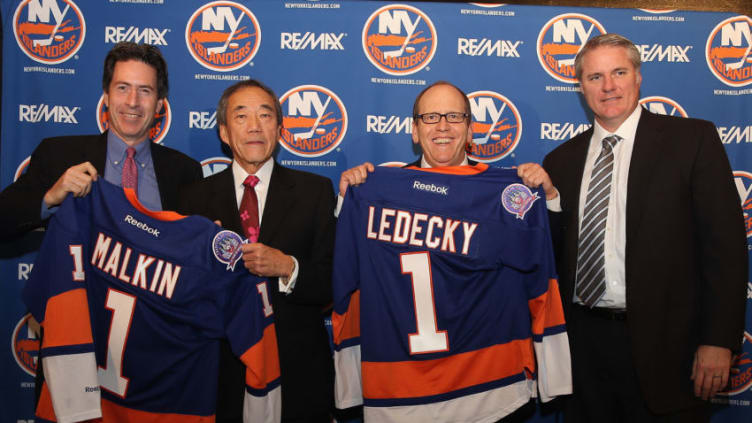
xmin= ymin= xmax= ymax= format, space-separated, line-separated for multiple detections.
xmin=338 ymin=81 xmax=473 ymax=195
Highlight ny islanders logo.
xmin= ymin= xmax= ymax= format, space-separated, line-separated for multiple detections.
xmin=279 ymin=85 xmax=348 ymax=157
xmin=639 ymin=96 xmax=688 ymax=118
xmin=537 ymin=13 xmax=606 ymax=83
xmin=96 ymin=95 xmax=172 ymax=144
xmin=706 ymin=16 xmax=752 ymax=87
xmin=13 ymin=0 xmax=86 ymax=65
xmin=719 ymin=283 xmax=752 ymax=397
xmin=734 ymin=170 xmax=752 ymax=238
xmin=362 ymin=4 xmax=437 ymax=75
xmin=201 ymin=156 xmax=232 ymax=177
xmin=185 ymin=1 xmax=261 ymax=72
xmin=12 ymin=314 xmax=40 ymax=377
xmin=467 ymin=91 xmax=522 ymax=163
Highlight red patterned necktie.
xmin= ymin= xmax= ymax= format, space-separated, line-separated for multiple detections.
xmin=122 ymin=147 xmax=138 ymax=194
xmin=239 ymin=175 xmax=260 ymax=242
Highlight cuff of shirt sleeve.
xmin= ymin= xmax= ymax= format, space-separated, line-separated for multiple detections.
xmin=546 ymin=188 xmax=562 ymax=212
xmin=279 ymin=256 xmax=299 ymax=294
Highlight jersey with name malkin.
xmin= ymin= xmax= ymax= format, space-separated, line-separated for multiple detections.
xmin=23 ymin=179 xmax=280 ymax=423
xmin=332 ymin=164 xmax=572 ymax=423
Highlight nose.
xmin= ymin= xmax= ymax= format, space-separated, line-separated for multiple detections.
xmin=246 ymin=114 xmax=261 ymax=132
xmin=125 ymin=88 xmax=138 ymax=106
xmin=436 ymin=114 xmax=451 ymax=130
xmin=602 ymin=75 xmax=615 ymax=92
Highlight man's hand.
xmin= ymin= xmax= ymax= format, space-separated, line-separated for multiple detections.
xmin=43 ymin=162 xmax=98 ymax=208
xmin=517 ymin=163 xmax=557 ymax=201
xmin=692 ymin=345 xmax=732 ymax=400
xmin=339 ymin=162 xmax=375 ymax=197
xmin=241 ymin=242 xmax=294 ymax=278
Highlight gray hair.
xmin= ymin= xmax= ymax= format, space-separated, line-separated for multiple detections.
xmin=574 ymin=33 xmax=641 ymax=81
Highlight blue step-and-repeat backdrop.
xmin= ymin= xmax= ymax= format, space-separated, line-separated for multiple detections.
xmin=1 ymin=1 xmax=751 ymax=422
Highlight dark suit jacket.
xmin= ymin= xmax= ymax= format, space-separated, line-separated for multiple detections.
xmin=543 ymin=110 xmax=747 ymax=414
xmin=177 ymin=162 xmax=336 ymax=421
xmin=0 ymin=132 xmax=202 ymax=240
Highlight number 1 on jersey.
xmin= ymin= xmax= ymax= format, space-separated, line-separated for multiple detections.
xmin=98 ymin=288 xmax=136 ymax=397
xmin=401 ymin=252 xmax=448 ymax=354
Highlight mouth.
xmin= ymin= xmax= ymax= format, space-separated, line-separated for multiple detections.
xmin=432 ymin=137 xmax=453 ymax=145
xmin=601 ymin=96 xmax=622 ymax=103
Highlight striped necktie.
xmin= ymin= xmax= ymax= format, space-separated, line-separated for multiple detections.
xmin=122 ymin=147 xmax=138 ymax=194
xmin=576 ymin=134 xmax=621 ymax=307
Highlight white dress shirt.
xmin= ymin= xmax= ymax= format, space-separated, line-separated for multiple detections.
xmin=575 ymin=105 xmax=642 ymax=309
xmin=231 ymin=159 xmax=298 ymax=293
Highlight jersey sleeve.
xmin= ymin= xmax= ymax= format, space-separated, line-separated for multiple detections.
xmin=521 ymin=191 xmax=572 ymax=401
xmin=215 ymin=243 xmax=281 ymax=423
xmin=331 ymin=186 xmax=364 ymax=409
xmin=23 ymin=194 xmax=102 ymax=423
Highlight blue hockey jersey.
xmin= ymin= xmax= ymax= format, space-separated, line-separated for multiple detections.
xmin=332 ymin=164 xmax=572 ymax=422
xmin=23 ymin=180 xmax=280 ymax=423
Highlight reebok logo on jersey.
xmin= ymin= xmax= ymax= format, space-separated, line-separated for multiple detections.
xmin=85 ymin=386 xmax=100 ymax=393
xmin=413 ymin=180 xmax=448 ymax=195
xmin=124 ymin=215 xmax=160 ymax=237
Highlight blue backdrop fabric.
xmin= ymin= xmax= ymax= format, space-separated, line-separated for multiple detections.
xmin=1 ymin=1 xmax=751 ymax=422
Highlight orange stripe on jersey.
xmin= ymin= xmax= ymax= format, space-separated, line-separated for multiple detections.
xmin=404 ymin=163 xmax=489 ymax=175
xmin=35 ymin=382 xmax=56 ymax=421
xmin=528 ymin=278 xmax=566 ymax=336
xmin=123 ymin=187 xmax=186 ymax=221
xmin=101 ymin=398 xmax=214 ymax=422
xmin=240 ymin=324 xmax=281 ymax=389
xmin=363 ymin=339 xmax=532 ymax=399
xmin=332 ymin=290 xmax=360 ymax=345
xmin=42 ymin=288 xmax=93 ymax=348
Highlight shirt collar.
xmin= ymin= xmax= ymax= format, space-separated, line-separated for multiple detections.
xmin=106 ymin=131 xmax=151 ymax=166
xmin=420 ymin=154 xmax=469 ymax=168
xmin=232 ymin=158 xmax=274 ymax=188
xmin=592 ymin=105 xmax=642 ymax=145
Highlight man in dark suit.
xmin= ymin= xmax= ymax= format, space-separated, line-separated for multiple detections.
xmin=338 ymin=81 xmax=474 ymax=194
xmin=518 ymin=33 xmax=747 ymax=422
xmin=0 ymin=42 xmax=201 ymax=241
xmin=177 ymin=80 xmax=336 ymax=423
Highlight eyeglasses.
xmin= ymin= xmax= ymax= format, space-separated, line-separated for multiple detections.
xmin=414 ymin=112 xmax=469 ymax=124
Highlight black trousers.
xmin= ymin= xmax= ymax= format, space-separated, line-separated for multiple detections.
xmin=566 ymin=305 xmax=710 ymax=423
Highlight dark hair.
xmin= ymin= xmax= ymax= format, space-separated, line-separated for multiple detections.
xmin=216 ymin=79 xmax=283 ymax=127
xmin=412 ymin=81 xmax=471 ymax=122
xmin=102 ymin=42 xmax=169 ymax=99
xmin=575 ymin=33 xmax=641 ymax=81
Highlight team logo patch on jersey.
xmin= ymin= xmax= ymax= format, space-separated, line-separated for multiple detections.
xmin=467 ymin=90 xmax=522 ymax=163
xmin=96 ymin=95 xmax=171 ymax=144
xmin=362 ymin=4 xmax=437 ymax=76
xmin=200 ymin=156 xmax=232 ymax=177
xmin=639 ymin=96 xmax=688 ymax=118
xmin=12 ymin=313 xmax=39 ymax=377
xmin=185 ymin=1 xmax=261 ymax=72
xmin=13 ymin=0 xmax=86 ymax=65
xmin=279 ymin=85 xmax=348 ymax=157
xmin=212 ymin=230 xmax=244 ymax=270
xmin=733 ymin=170 xmax=752 ymax=238
xmin=537 ymin=13 xmax=606 ymax=83
xmin=705 ymin=16 xmax=752 ymax=87
xmin=14 ymin=156 xmax=32 ymax=182
xmin=501 ymin=183 xmax=538 ymax=219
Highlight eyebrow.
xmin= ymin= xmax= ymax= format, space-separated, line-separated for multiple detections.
xmin=231 ymin=104 xmax=274 ymax=114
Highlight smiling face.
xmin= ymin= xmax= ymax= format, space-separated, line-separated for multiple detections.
xmin=412 ymin=84 xmax=472 ymax=168
xmin=103 ymin=60 xmax=163 ymax=146
xmin=219 ymin=86 xmax=281 ymax=174
xmin=579 ymin=45 xmax=642 ymax=133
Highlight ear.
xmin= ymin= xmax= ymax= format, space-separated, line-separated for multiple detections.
xmin=155 ymin=98 xmax=164 ymax=114
xmin=412 ymin=122 xmax=419 ymax=145
xmin=103 ymin=92 xmax=110 ymax=108
xmin=219 ymin=124 xmax=229 ymax=145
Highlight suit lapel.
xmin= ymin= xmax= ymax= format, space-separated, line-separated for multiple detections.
xmin=259 ymin=162 xmax=295 ymax=244
xmin=84 ymin=132 xmax=109 ymax=174
xmin=213 ymin=167 xmax=244 ymax=234
xmin=626 ymin=111 xmax=664 ymax=241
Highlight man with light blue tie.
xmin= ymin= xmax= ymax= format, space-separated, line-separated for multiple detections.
xmin=0 ymin=42 xmax=201 ymax=240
